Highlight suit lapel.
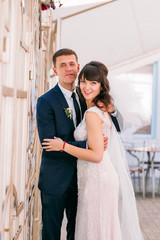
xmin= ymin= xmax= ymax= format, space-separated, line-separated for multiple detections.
xmin=53 ymin=84 xmax=75 ymax=129
xmin=53 ymin=84 xmax=69 ymax=108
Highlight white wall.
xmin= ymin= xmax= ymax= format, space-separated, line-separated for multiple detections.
xmin=54 ymin=0 xmax=160 ymax=74
xmin=52 ymin=0 xmax=160 ymax=140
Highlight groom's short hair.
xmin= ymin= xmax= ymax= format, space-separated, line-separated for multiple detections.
xmin=53 ymin=48 xmax=78 ymax=66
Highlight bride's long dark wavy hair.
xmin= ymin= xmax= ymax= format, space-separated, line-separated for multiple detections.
xmin=78 ymin=61 xmax=113 ymax=111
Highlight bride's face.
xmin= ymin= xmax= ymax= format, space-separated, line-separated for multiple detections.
xmin=80 ymin=78 xmax=101 ymax=102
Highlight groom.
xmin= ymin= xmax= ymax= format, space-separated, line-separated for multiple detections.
xmin=36 ymin=48 xmax=121 ymax=240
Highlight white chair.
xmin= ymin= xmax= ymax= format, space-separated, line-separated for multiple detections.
xmin=144 ymin=139 xmax=160 ymax=197
xmin=123 ymin=140 xmax=147 ymax=198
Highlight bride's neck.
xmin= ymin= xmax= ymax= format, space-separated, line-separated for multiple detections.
xmin=86 ymin=100 xmax=95 ymax=109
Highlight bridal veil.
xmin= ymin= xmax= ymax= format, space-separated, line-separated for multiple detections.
xmin=108 ymin=123 xmax=144 ymax=240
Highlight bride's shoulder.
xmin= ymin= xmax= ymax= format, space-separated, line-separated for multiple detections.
xmin=86 ymin=106 xmax=111 ymax=123
xmin=86 ymin=106 xmax=105 ymax=115
xmin=86 ymin=106 xmax=105 ymax=120
xmin=86 ymin=106 xmax=100 ymax=113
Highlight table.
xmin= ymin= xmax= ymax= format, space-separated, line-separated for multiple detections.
xmin=124 ymin=144 xmax=160 ymax=198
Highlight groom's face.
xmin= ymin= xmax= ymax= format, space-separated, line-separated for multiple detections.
xmin=53 ymin=54 xmax=80 ymax=90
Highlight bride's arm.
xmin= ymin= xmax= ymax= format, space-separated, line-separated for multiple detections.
xmin=42 ymin=112 xmax=104 ymax=163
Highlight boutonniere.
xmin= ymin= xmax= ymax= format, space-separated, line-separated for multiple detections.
xmin=64 ymin=108 xmax=73 ymax=119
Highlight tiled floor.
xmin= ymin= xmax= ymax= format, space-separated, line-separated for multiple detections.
xmin=61 ymin=193 xmax=160 ymax=240
xmin=136 ymin=193 xmax=160 ymax=240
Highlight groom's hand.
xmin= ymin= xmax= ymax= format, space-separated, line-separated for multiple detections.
xmin=103 ymin=135 xmax=108 ymax=151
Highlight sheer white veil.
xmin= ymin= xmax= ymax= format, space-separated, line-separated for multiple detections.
xmin=109 ymin=74 xmax=151 ymax=135
xmin=108 ymin=122 xmax=144 ymax=240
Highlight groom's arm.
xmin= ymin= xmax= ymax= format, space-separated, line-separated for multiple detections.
xmin=36 ymin=97 xmax=56 ymax=144
xmin=109 ymin=106 xmax=123 ymax=132
xmin=36 ymin=97 xmax=87 ymax=158
xmin=37 ymin=97 xmax=107 ymax=156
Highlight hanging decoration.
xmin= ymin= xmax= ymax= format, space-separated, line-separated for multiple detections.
xmin=41 ymin=0 xmax=63 ymax=11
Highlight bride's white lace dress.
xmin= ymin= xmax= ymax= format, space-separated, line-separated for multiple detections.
xmin=74 ymin=106 xmax=144 ymax=240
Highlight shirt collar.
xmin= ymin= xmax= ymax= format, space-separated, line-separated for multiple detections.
xmin=58 ymin=83 xmax=76 ymax=98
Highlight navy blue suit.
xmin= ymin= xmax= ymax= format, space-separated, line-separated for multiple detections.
xmin=36 ymin=84 xmax=87 ymax=240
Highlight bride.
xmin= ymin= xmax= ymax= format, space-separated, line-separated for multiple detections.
xmin=42 ymin=61 xmax=144 ymax=240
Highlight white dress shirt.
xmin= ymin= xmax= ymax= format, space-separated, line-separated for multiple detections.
xmin=58 ymin=83 xmax=82 ymax=127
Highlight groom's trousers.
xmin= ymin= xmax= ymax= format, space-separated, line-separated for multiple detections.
xmin=41 ymin=168 xmax=78 ymax=240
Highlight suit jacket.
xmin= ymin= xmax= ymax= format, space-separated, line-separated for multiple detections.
xmin=110 ymin=109 xmax=123 ymax=132
xmin=36 ymin=84 xmax=87 ymax=195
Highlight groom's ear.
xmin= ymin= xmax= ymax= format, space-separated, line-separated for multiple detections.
xmin=77 ymin=64 xmax=80 ymax=73
xmin=53 ymin=67 xmax=58 ymax=76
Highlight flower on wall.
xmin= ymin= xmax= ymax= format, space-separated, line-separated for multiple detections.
xmin=41 ymin=0 xmax=63 ymax=11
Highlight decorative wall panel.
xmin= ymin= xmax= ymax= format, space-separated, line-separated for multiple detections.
xmin=0 ymin=0 xmax=48 ymax=239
